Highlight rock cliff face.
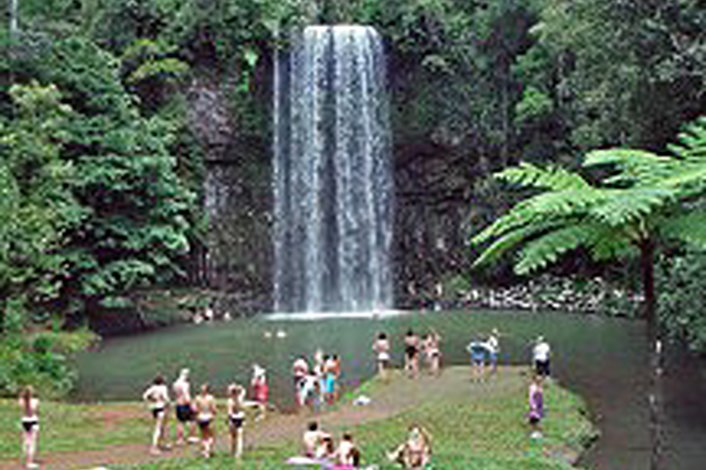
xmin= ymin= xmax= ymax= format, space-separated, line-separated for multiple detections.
xmin=189 ymin=70 xmax=475 ymax=314
xmin=187 ymin=75 xmax=273 ymax=314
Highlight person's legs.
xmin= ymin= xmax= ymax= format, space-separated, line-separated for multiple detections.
xmin=235 ymin=428 xmax=244 ymax=458
xmin=151 ymin=413 xmax=164 ymax=454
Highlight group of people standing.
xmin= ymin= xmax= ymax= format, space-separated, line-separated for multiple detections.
xmin=141 ymin=365 xmax=269 ymax=459
xmin=292 ymin=349 xmax=342 ymax=411
xmin=372 ymin=328 xmax=443 ymax=380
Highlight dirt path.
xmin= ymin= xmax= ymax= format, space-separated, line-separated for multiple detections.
xmin=0 ymin=367 xmax=525 ymax=469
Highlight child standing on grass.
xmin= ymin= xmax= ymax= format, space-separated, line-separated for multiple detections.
xmin=19 ymin=386 xmax=40 ymax=469
xmin=142 ymin=374 xmax=170 ymax=455
xmin=528 ymin=375 xmax=544 ymax=439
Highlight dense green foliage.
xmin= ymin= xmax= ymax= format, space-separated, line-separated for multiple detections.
xmin=471 ymin=117 xmax=706 ymax=335
xmin=658 ymin=249 xmax=706 ymax=352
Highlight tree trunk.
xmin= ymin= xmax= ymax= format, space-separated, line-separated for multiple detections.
xmin=641 ymin=238 xmax=663 ymax=470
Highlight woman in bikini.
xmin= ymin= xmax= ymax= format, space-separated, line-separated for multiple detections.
xmin=194 ymin=383 xmax=217 ymax=458
xmin=227 ymin=384 xmax=246 ymax=458
xmin=404 ymin=329 xmax=420 ymax=378
xmin=372 ymin=332 xmax=391 ymax=380
xmin=142 ymin=375 xmax=170 ymax=455
xmin=425 ymin=330 xmax=442 ymax=376
xmin=387 ymin=424 xmax=432 ymax=468
xmin=19 ymin=386 xmax=40 ymax=469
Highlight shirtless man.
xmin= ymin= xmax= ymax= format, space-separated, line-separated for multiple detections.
xmin=194 ymin=383 xmax=217 ymax=458
xmin=227 ymin=384 xmax=246 ymax=458
xmin=172 ymin=368 xmax=197 ymax=445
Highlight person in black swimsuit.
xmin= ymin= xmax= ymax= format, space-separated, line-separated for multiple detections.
xmin=19 ymin=386 xmax=40 ymax=469
xmin=227 ymin=383 xmax=246 ymax=458
xmin=404 ymin=329 xmax=420 ymax=378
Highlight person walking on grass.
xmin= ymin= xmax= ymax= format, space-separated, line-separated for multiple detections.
xmin=373 ymin=332 xmax=391 ymax=380
xmin=194 ymin=383 xmax=217 ymax=458
xmin=404 ymin=329 xmax=420 ymax=378
xmin=528 ymin=375 xmax=544 ymax=439
xmin=227 ymin=383 xmax=246 ymax=458
xmin=142 ymin=374 xmax=170 ymax=455
xmin=172 ymin=368 xmax=197 ymax=445
xmin=532 ymin=336 xmax=551 ymax=378
xmin=19 ymin=386 xmax=40 ymax=469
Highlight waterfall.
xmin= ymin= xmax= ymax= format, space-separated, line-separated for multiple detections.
xmin=273 ymin=25 xmax=394 ymax=313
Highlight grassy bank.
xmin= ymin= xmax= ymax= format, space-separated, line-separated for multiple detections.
xmin=0 ymin=367 xmax=597 ymax=469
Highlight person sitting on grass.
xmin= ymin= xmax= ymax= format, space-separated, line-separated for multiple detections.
xmin=372 ymin=332 xmax=391 ymax=380
xmin=142 ymin=374 xmax=171 ymax=455
xmin=194 ymin=383 xmax=217 ymax=458
xmin=333 ymin=432 xmax=359 ymax=468
xmin=302 ymin=421 xmax=331 ymax=458
xmin=528 ymin=375 xmax=544 ymax=439
xmin=19 ymin=385 xmax=40 ymax=469
xmin=227 ymin=383 xmax=246 ymax=458
xmin=387 ymin=424 xmax=432 ymax=469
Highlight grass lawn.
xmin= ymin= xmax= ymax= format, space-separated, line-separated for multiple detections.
xmin=0 ymin=367 xmax=597 ymax=469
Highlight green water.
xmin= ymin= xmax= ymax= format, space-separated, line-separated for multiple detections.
xmin=75 ymin=310 xmax=706 ymax=469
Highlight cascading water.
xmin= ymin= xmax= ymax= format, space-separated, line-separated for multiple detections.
xmin=273 ymin=25 xmax=394 ymax=313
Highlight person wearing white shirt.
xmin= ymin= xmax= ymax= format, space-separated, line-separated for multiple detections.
xmin=532 ymin=336 xmax=551 ymax=377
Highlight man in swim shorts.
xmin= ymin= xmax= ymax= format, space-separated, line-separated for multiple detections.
xmin=172 ymin=368 xmax=197 ymax=445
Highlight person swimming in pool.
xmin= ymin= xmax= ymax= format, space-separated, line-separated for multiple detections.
xmin=19 ymin=386 xmax=40 ymax=469
xmin=194 ymin=383 xmax=217 ymax=458
xmin=142 ymin=374 xmax=170 ymax=455
xmin=227 ymin=383 xmax=246 ymax=458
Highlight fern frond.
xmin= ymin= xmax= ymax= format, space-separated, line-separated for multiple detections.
xmin=588 ymin=188 xmax=673 ymax=227
xmin=515 ymin=223 xmax=598 ymax=275
xmin=668 ymin=116 xmax=706 ymax=162
xmin=497 ymin=162 xmax=591 ymax=191
xmin=472 ymin=218 xmax=569 ymax=269
xmin=660 ymin=209 xmax=706 ymax=249
xmin=584 ymin=149 xmax=674 ymax=186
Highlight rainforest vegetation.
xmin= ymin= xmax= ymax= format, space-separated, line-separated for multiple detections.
xmin=1 ymin=0 xmax=705 ymax=394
